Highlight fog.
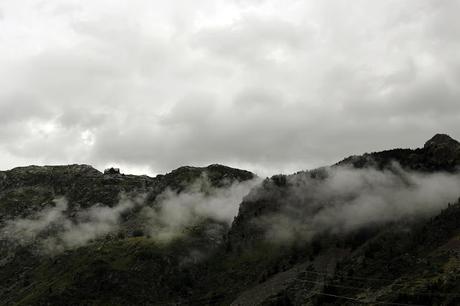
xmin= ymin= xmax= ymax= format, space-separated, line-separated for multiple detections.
xmin=0 ymin=176 xmax=260 ymax=253
xmin=142 ymin=175 xmax=260 ymax=243
xmin=0 ymin=194 xmax=144 ymax=254
xmin=251 ymin=163 xmax=460 ymax=242
xmin=2 ymin=163 xmax=459 ymax=253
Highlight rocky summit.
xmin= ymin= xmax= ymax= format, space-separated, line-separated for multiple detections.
xmin=1 ymin=135 xmax=460 ymax=305
xmin=424 ymin=134 xmax=460 ymax=149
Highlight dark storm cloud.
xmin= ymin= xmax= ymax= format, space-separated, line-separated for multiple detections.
xmin=0 ymin=0 xmax=459 ymax=175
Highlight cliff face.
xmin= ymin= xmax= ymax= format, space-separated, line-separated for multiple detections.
xmin=1 ymin=135 xmax=460 ymax=305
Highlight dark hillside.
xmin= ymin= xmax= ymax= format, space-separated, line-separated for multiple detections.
xmin=1 ymin=135 xmax=460 ymax=305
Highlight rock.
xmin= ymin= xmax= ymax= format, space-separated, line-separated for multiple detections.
xmin=424 ymin=133 xmax=460 ymax=149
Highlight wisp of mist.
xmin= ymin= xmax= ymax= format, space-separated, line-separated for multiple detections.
xmin=251 ymin=163 xmax=460 ymax=243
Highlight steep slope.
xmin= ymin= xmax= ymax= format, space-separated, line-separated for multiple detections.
xmin=226 ymin=134 xmax=460 ymax=305
xmin=229 ymin=134 xmax=460 ymax=250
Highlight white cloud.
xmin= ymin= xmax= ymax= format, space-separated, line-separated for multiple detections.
xmin=0 ymin=176 xmax=259 ymax=253
xmin=142 ymin=175 xmax=261 ymax=242
xmin=253 ymin=164 xmax=460 ymax=243
xmin=0 ymin=195 xmax=143 ymax=254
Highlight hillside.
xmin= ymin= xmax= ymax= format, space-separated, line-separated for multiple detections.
xmin=1 ymin=134 xmax=460 ymax=305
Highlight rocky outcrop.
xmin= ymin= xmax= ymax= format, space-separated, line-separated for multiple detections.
xmin=336 ymin=134 xmax=460 ymax=172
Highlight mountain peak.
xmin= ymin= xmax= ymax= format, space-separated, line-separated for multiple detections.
xmin=424 ymin=134 xmax=460 ymax=149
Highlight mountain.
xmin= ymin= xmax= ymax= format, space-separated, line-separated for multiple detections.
xmin=0 ymin=164 xmax=255 ymax=305
xmin=1 ymin=135 xmax=460 ymax=305
xmin=336 ymin=133 xmax=460 ymax=172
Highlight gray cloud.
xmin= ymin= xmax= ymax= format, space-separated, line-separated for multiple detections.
xmin=193 ymin=16 xmax=311 ymax=66
xmin=0 ymin=94 xmax=52 ymax=124
xmin=0 ymin=1 xmax=459 ymax=176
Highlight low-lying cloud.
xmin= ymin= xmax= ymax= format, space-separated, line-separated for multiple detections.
xmin=3 ymin=163 xmax=458 ymax=254
xmin=252 ymin=164 xmax=460 ymax=242
xmin=142 ymin=175 xmax=260 ymax=243
xmin=0 ymin=176 xmax=260 ymax=254
xmin=1 ymin=194 xmax=143 ymax=254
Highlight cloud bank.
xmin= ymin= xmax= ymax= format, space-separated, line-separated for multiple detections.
xmin=142 ymin=175 xmax=260 ymax=242
xmin=0 ymin=176 xmax=259 ymax=253
xmin=0 ymin=195 xmax=142 ymax=254
xmin=251 ymin=164 xmax=460 ymax=242
xmin=2 ymin=163 xmax=459 ymax=253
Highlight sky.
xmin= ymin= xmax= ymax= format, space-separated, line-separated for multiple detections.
xmin=0 ymin=0 xmax=459 ymax=177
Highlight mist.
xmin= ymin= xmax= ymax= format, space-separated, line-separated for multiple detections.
xmin=142 ymin=175 xmax=261 ymax=243
xmin=3 ymin=162 xmax=457 ymax=253
xmin=0 ymin=176 xmax=260 ymax=253
xmin=0 ymin=194 xmax=144 ymax=254
xmin=252 ymin=163 xmax=460 ymax=243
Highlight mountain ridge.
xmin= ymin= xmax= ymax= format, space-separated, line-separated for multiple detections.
xmin=424 ymin=133 xmax=460 ymax=148
xmin=336 ymin=133 xmax=460 ymax=173
xmin=1 ymin=134 xmax=460 ymax=305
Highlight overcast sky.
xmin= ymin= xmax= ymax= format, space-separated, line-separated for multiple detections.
xmin=0 ymin=0 xmax=459 ymax=177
